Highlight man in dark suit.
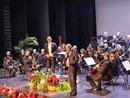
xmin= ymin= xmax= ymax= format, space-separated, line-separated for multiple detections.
xmin=65 ymin=44 xmax=78 ymax=96
xmin=44 ymin=36 xmax=57 ymax=73
xmin=86 ymin=53 xmax=110 ymax=91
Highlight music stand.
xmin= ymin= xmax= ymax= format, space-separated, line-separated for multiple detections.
xmin=122 ymin=60 xmax=130 ymax=89
xmin=83 ymin=57 xmax=96 ymax=66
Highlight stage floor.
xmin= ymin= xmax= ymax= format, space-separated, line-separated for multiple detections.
xmin=0 ymin=69 xmax=130 ymax=98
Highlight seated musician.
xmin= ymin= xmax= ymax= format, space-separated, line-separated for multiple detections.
xmin=37 ymin=49 xmax=46 ymax=71
xmin=94 ymin=48 xmax=103 ymax=63
xmin=55 ymin=46 xmax=65 ymax=69
xmin=116 ymin=32 xmax=123 ymax=41
xmin=115 ymin=44 xmax=125 ymax=61
xmin=103 ymin=43 xmax=112 ymax=53
xmin=109 ymin=50 xmax=119 ymax=76
xmin=22 ymin=50 xmax=32 ymax=73
xmin=110 ymin=35 xmax=118 ymax=48
xmin=32 ymin=49 xmax=39 ymax=62
xmin=86 ymin=53 xmax=110 ymax=91
xmin=78 ymin=48 xmax=87 ymax=73
xmin=86 ymin=46 xmax=94 ymax=57
xmin=18 ymin=49 xmax=25 ymax=75
xmin=3 ymin=51 xmax=17 ymax=77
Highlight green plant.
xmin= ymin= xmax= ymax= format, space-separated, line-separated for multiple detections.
xmin=56 ymin=80 xmax=70 ymax=92
xmin=14 ymin=34 xmax=39 ymax=53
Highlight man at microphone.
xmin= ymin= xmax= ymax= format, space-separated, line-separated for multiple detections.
xmin=65 ymin=44 xmax=78 ymax=96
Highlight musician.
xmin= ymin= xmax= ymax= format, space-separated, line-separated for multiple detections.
xmin=110 ymin=35 xmax=118 ymax=48
xmin=109 ymin=50 xmax=119 ymax=76
xmin=44 ymin=36 xmax=57 ymax=73
xmin=94 ymin=48 xmax=103 ymax=63
xmin=116 ymin=32 xmax=122 ymax=41
xmin=115 ymin=44 xmax=125 ymax=61
xmin=55 ymin=46 xmax=65 ymax=72
xmin=37 ymin=49 xmax=46 ymax=69
xmin=32 ymin=49 xmax=39 ymax=62
xmin=3 ymin=51 xmax=17 ymax=77
xmin=103 ymin=32 xmax=109 ymax=44
xmin=65 ymin=44 xmax=78 ymax=96
xmin=61 ymin=43 xmax=66 ymax=51
xmin=78 ymin=48 xmax=87 ymax=73
xmin=103 ymin=43 xmax=112 ymax=53
xmin=86 ymin=46 xmax=94 ymax=57
xmin=18 ymin=49 xmax=25 ymax=75
xmin=125 ymin=35 xmax=130 ymax=50
xmin=86 ymin=53 xmax=110 ymax=91
xmin=22 ymin=50 xmax=32 ymax=73
xmin=125 ymin=47 xmax=130 ymax=60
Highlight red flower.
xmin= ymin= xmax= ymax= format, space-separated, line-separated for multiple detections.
xmin=28 ymin=92 xmax=36 ymax=98
xmin=1 ymin=88 xmax=9 ymax=95
xmin=39 ymin=94 xmax=45 ymax=98
xmin=46 ymin=75 xmax=59 ymax=86
xmin=28 ymin=72 xmax=35 ymax=80
xmin=11 ymin=88 xmax=18 ymax=98
xmin=19 ymin=91 xmax=27 ymax=98
xmin=0 ymin=86 xmax=4 ymax=92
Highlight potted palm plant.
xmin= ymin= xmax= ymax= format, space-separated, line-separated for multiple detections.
xmin=14 ymin=34 xmax=39 ymax=53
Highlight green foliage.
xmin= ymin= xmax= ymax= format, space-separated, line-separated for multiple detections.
xmin=14 ymin=35 xmax=39 ymax=53
xmin=33 ymin=71 xmax=46 ymax=86
xmin=56 ymin=80 xmax=70 ymax=92
xmin=37 ymin=82 xmax=48 ymax=90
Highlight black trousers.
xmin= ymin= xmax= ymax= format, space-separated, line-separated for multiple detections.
xmin=86 ymin=76 xmax=101 ymax=89
xmin=46 ymin=57 xmax=55 ymax=73
xmin=68 ymin=67 xmax=77 ymax=93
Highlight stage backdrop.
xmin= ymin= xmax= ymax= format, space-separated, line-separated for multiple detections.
xmin=96 ymin=0 xmax=130 ymax=38
xmin=0 ymin=0 xmax=96 ymax=66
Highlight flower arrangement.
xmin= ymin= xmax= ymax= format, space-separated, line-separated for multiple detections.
xmin=28 ymin=71 xmax=46 ymax=88
xmin=0 ymin=85 xmax=46 ymax=98
xmin=28 ymin=71 xmax=70 ymax=92
xmin=46 ymin=75 xmax=59 ymax=86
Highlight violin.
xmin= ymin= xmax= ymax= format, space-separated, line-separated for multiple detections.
xmin=32 ymin=59 xmax=37 ymax=67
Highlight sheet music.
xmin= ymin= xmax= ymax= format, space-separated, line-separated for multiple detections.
xmin=83 ymin=57 xmax=96 ymax=66
xmin=57 ymin=51 xmax=66 ymax=55
xmin=122 ymin=60 xmax=130 ymax=71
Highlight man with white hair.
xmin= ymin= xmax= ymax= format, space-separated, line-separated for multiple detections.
xmin=65 ymin=43 xmax=78 ymax=96
xmin=110 ymin=35 xmax=118 ymax=48
xmin=44 ymin=36 xmax=57 ymax=73
xmin=126 ymin=35 xmax=130 ymax=49
xmin=3 ymin=51 xmax=17 ymax=77
xmin=116 ymin=32 xmax=122 ymax=41
xmin=103 ymin=43 xmax=112 ymax=53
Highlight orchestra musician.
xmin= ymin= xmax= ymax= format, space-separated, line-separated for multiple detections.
xmin=110 ymin=35 xmax=118 ymax=48
xmin=31 ymin=49 xmax=39 ymax=68
xmin=94 ymin=48 xmax=104 ymax=63
xmin=22 ymin=50 xmax=32 ymax=73
xmin=116 ymin=32 xmax=122 ymax=41
xmin=78 ymin=48 xmax=87 ymax=73
xmin=18 ymin=49 xmax=25 ymax=75
xmin=44 ymin=36 xmax=57 ymax=73
xmin=3 ymin=51 xmax=17 ymax=77
xmin=86 ymin=53 xmax=110 ymax=91
xmin=37 ymin=49 xmax=46 ymax=70
xmin=115 ymin=44 xmax=125 ymax=61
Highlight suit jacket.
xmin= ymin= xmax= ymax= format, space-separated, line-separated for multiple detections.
xmin=44 ymin=42 xmax=57 ymax=55
xmin=68 ymin=49 xmax=79 ymax=72
xmin=90 ymin=60 xmax=109 ymax=81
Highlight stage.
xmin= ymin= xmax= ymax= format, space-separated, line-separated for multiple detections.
xmin=0 ymin=69 xmax=130 ymax=98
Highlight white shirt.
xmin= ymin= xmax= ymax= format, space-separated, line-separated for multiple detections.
xmin=48 ymin=43 xmax=52 ymax=55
